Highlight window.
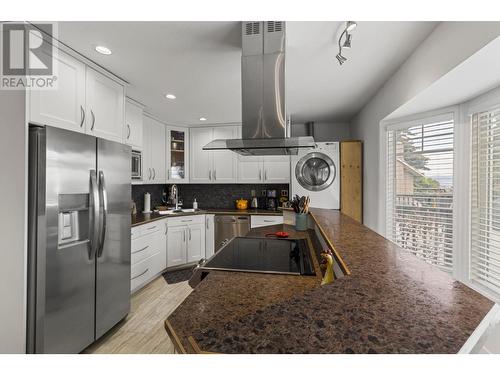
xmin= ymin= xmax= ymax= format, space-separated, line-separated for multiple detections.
xmin=386 ymin=115 xmax=454 ymax=271
xmin=471 ymin=107 xmax=500 ymax=294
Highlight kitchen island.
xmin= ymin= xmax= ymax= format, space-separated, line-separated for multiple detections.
xmin=165 ymin=208 xmax=494 ymax=353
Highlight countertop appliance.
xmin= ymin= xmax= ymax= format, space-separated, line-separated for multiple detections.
xmin=131 ymin=149 xmax=142 ymax=179
xmin=200 ymin=237 xmax=315 ymax=276
xmin=266 ymin=189 xmax=278 ymax=211
xmin=203 ymin=22 xmax=315 ymax=156
xmin=27 ymin=125 xmax=131 ymax=354
xmin=291 ymin=142 xmax=340 ymax=209
xmin=214 ymin=215 xmax=250 ymax=252
xmin=251 ymin=196 xmax=259 ymax=208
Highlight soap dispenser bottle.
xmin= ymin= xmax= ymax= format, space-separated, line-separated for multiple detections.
xmin=193 ymin=198 xmax=198 ymax=210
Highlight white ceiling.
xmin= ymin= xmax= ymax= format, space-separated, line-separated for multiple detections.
xmin=57 ymin=21 xmax=437 ymax=126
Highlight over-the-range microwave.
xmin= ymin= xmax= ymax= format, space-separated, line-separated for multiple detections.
xmin=131 ymin=150 xmax=142 ymax=180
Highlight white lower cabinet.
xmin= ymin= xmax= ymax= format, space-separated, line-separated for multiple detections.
xmin=166 ymin=225 xmax=187 ymax=267
xmin=187 ymin=223 xmax=204 ymax=263
xmin=205 ymin=214 xmax=215 ymax=259
xmin=166 ymin=215 xmax=206 ymax=267
xmin=130 ymin=219 xmax=167 ymax=293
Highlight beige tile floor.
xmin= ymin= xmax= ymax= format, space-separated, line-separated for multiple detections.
xmin=84 ymin=276 xmax=192 ymax=354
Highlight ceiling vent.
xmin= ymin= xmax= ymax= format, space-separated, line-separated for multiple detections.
xmin=245 ymin=22 xmax=261 ymax=36
xmin=267 ymin=21 xmax=283 ymax=33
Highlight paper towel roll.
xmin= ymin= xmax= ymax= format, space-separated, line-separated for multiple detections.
xmin=143 ymin=192 xmax=151 ymax=213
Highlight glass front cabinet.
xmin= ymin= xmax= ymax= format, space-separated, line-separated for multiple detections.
xmin=166 ymin=126 xmax=189 ymax=183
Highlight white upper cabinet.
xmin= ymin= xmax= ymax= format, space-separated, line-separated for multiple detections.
xmin=124 ymin=99 xmax=143 ymax=149
xmin=143 ymin=116 xmax=166 ymax=184
xmin=238 ymin=155 xmax=290 ymax=183
xmin=189 ymin=127 xmax=213 ymax=183
xmin=142 ymin=116 xmax=152 ymax=183
xmin=150 ymin=119 xmax=166 ymax=183
xmin=85 ymin=67 xmax=124 ymax=143
xmin=29 ymin=50 xmax=86 ymax=132
xmin=190 ymin=125 xmax=239 ymax=183
xmin=263 ymin=155 xmax=290 ymax=183
xmin=238 ymin=156 xmax=263 ymax=183
xmin=212 ymin=126 xmax=238 ymax=183
xmin=166 ymin=126 xmax=189 ymax=183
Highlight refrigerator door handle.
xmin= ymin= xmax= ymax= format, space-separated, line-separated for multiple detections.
xmin=89 ymin=170 xmax=100 ymax=260
xmin=97 ymin=171 xmax=108 ymax=257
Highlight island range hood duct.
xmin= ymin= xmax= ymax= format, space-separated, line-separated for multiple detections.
xmin=203 ymin=21 xmax=315 ymax=156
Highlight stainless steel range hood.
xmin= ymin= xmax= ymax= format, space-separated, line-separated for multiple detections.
xmin=203 ymin=21 xmax=315 ymax=156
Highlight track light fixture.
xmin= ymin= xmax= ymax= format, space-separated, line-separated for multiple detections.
xmin=336 ymin=21 xmax=357 ymax=65
xmin=336 ymin=53 xmax=347 ymax=65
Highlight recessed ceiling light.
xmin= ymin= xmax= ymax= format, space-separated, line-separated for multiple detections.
xmin=199 ymin=117 xmax=207 ymax=121
xmin=95 ymin=45 xmax=112 ymax=55
xmin=165 ymin=94 xmax=176 ymax=100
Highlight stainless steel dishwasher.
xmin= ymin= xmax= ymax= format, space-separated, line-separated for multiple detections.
xmin=214 ymin=215 xmax=250 ymax=252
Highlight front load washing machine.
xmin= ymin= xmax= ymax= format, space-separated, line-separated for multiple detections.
xmin=291 ymin=142 xmax=340 ymax=209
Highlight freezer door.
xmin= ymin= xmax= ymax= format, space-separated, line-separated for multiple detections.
xmin=28 ymin=126 xmax=98 ymax=353
xmin=95 ymin=138 xmax=131 ymax=339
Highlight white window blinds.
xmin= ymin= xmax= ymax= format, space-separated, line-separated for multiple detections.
xmin=386 ymin=115 xmax=454 ymax=271
xmin=471 ymin=107 xmax=500 ymax=294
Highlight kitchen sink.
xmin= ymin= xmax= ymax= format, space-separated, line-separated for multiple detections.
xmin=158 ymin=208 xmax=197 ymax=215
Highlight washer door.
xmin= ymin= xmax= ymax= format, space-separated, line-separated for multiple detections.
xmin=295 ymin=152 xmax=336 ymax=192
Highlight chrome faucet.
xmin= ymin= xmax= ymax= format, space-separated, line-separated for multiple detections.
xmin=170 ymin=184 xmax=180 ymax=210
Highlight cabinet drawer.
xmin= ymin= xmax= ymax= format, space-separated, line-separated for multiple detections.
xmin=142 ymin=220 xmax=164 ymax=235
xmin=131 ymin=256 xmax=152 ymax=292
xmin=131 ymin=225 xmax=142 ymax=240
xmin=167 ymin=214 xmax=204 ymax=227
xmin=250 ymin=215 xmax=284 ymax=228
xmin=131 ymin=235 xmax=152 ymax=265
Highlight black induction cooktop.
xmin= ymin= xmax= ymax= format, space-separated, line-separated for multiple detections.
xmin=201 ymin=237 xmax=316 ymax=276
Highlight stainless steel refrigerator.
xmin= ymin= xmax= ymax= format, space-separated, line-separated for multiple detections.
xmin=27 ymin=125 xmax=131 ymax=354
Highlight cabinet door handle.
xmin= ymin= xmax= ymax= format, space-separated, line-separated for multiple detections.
xmin=259 ymin=169 xmax=262 ymax=181
xmin=264 ymin=170 xmax=267 ymax=181
xmin=214 ymin=170 xmax=216 ymax=181
xmin=165 ymin=223 xmax=168 ymax=235
xmin=127 ymin=124 xmax=131 ymax=139
xmin=209 ymin=170 xmax=211 ymax=181
xmin=80 ymin=106 xmax=85 ymax=128
xmin=189 ymin=228 xmax=191 ymax=241
xmin=132 ymin=245 xmax=149 ymax=254
xmin=152 ymin=168 xmax=156 ymax=180
xmin=131 ymin=268 xmax=149 ymax=280
xmin=90 ymin=110 xmax=95 ymax=130
xmin=206 ymin=218 xmax=209 ymax=230
xmin=148 ymin=168 xmax=152 ymax=180
xmin=182 ymin=230 xmax=185 ymax=242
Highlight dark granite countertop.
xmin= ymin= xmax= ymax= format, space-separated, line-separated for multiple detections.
xmin=132 ymin=209 xmax=282 ymax=227
xmin=165 ymin=208 xmax=494 ymax=354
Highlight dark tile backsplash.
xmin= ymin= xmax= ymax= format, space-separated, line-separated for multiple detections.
xmin=132 ymin=183 xmax=289 ymax=211
xmin=132 ymin=184 xmax=169 ymax=213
